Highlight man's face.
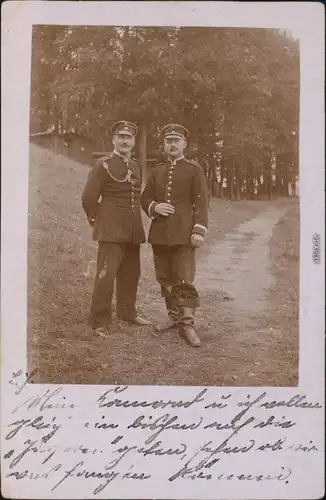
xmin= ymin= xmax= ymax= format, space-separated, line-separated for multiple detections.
xmin=112 ymin=133 xmax=135 ymax=155
xmin=164 ymin=136 xmax=186 ymax=159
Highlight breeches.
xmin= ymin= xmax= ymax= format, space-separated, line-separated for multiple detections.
xmin=152 ymin=244 xmax=199 ymax=308
xmin=90 ymin=242 xmax=140 ymax=329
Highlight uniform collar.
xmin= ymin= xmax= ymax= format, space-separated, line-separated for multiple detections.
xmin=168 ymin=155 xmax=184 ymax=166
xmin=113 ymin=150 xmax=131 ymax=161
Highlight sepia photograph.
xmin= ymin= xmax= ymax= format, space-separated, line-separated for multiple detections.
xmin=2 ymin=3 xmax=324 ymax=499
xmin=27 ymin=25 xmax=300 ymax=387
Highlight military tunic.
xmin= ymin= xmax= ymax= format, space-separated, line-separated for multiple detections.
xmin=82 ymin=153 xmax=145 ymax=244
xmin=81 ymin=152 xmax=145 ymax=329
xmin=140 ymin=157 xmax=208 ymax=245
xmin=140 ymin=156 xmax=209 ymax=309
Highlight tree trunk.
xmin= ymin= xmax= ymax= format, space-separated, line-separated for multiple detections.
xmin=138 ymin=121 xmax=147 ymax=189
xmin=267 ymin=174 xmax=273 ymax=200
xmin=220 ymin=180 xmax=224 ymax=199
xmin=235 ymin=158 xmax=241 ymax=201
xmin=241 ymin=177 xmax=245 ymax=199
xmin=229 ymin=173 xmax=234 ymax=200
xmin=275 ymin=171 xmax=281 ymax=196
xmin=204 ymin=158 xmax=212 ymax=196
xmin=250 ymin=175 xmax=255 ymax=200
xmin=283 ymin=175 xmax=289 ymax=196
xmin=219 ymin=165 xmax=225 ymax=199
xmin=211 ymin=180 xmax=218 ymax=197
xmin=292 ymin=175 xmax=297 ymax=196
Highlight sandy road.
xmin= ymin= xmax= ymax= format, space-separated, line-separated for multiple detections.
xmin=195 ymin=206 xmax=287 ymax=318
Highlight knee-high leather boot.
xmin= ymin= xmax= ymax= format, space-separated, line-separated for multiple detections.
xmin=179 ymin=307 xmax=201 ymax=347
xmin=154 ymin=296 xmax=179 ymax=332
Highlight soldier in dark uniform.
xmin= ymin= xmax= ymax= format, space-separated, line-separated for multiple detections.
xmin=140 ymin=124 xmax=209 ymax=347
xmin=82 ymin=120 xmax=150 ymax=337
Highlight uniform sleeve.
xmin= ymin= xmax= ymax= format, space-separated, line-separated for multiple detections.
xmin=140 ymin=168 xmax=158 ymax=219
xmin=191 ymin=164 xmax=209 ymax=237
xmin=81 ymin=163 xmax=102 ymax=226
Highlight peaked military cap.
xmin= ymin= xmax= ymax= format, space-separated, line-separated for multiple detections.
xmin=111 ymin=120 xmax=138 ymax=137
xmin=161 ymin=123 xmax=189 ymax=140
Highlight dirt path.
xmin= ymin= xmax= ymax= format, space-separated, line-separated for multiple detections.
xmin=196 ymin=206 xmax=287 ymax=316
xmin=184 ymin=205 xmax=293 ymax=386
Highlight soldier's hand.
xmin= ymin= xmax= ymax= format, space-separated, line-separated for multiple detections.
xmin=191 ymin=233 xmax=205 ymax=248
xmin=154 ymin=203 xmax=175 ymax=216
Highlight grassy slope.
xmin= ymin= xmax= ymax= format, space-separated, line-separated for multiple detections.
xmin=265 ymin=203 xmax=300 ymax=385
xmin=27 ymin=145 xmax=299 ymax=386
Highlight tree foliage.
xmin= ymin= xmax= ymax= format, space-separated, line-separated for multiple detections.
xmin=30 ymin=25 xmax=299 ymax=198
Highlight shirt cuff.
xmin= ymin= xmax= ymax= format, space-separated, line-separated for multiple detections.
xmin=192 ymin=224 xmax=207 ymax=237
xmin=148 ymin=201 xmax=157 ymax=219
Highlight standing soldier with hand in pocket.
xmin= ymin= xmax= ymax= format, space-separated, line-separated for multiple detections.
xmin=140 ymin=124 xmax=209 ymax=347
xmin=82 ymin=120 xmax=150 ymax=337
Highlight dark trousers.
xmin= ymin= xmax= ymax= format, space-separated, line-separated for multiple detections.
xmin=90 ymin=242 xmax=140 ymax=329
xmin=152 ymin=244 xmax=200 ymax=309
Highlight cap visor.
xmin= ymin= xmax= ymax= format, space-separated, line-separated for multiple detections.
xmin=116 ymin=132 xmax=134 ymax=136
xmin=164 ymin=134 xmax=185 ymax=139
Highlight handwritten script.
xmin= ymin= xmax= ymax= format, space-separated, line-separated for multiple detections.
xmin=2 ymin=369 xmax=322 ymax=498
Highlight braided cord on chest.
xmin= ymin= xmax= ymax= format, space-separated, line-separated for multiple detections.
xmin=102 ymin=159 xmax=133 ymax=183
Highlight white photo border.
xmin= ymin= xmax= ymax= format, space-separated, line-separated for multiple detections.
xmin=1 ymin=2 xmax=325 ymax=499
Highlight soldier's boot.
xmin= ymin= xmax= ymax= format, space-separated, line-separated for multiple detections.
xmin=154 ymin=297 xmax=179 ymax=333
xmin=179 ymin=307 xmax=201 ymax=347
